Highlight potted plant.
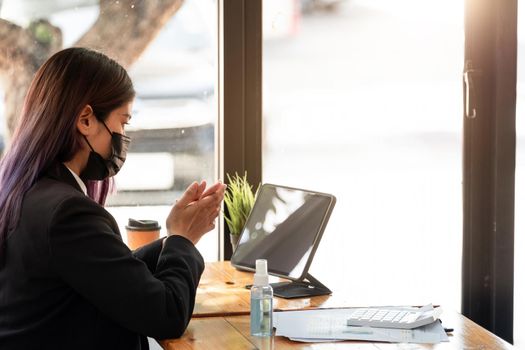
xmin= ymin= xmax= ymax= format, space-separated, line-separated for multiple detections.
xmin=223 ymin=172 xmax=259 ymax=252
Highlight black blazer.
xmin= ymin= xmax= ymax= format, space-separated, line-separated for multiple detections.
xmin=0 ymin=163 xmax=205 ymax=349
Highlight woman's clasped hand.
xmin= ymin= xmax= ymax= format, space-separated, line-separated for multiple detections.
xmin=166 ymin=180 xmax=227 ymax=245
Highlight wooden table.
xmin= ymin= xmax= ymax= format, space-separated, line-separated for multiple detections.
xmin=161 ymin=262 xmax=514 ymax=349
xmin=194 ymin=261 xmax=354 ymax=317
xmin=162 ymin=312 xmax=513 ymax=349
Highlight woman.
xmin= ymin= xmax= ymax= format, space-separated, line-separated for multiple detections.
xmin=0 ymin=47 xmax=225 ymax=349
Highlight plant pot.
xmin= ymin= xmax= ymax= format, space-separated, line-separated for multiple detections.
xmin=230 ymin=234 xmax=241 ymax=252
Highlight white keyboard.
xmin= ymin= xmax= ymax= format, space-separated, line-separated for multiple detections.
xmin=346 ymin=305 xmax=442 ymax=329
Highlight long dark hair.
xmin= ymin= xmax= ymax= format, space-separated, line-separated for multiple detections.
xmin=0 ymin=47 xmax=135 ymax=264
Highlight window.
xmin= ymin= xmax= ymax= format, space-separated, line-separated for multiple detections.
xmin=263 ymin=0 xmax=464 ymax=307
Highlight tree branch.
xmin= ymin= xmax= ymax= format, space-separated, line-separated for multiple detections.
xmin=0 ymin=19 xmax=62 ymax=72
xmin=74 ymin=0 xmax=184 ymax=68
xmin=0 ymin=19 xmax=31 ymax=71
xmin=0 ymin=18 xmax=62 ymax=136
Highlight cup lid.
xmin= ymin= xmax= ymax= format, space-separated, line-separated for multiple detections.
xmin=126 ymin=219 xmax=161 ymax=231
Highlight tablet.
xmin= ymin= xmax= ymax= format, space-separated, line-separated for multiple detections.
xmin=230 ymin=183 xmax=336 ymax=282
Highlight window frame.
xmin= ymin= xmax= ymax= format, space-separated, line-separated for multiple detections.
xmin=462 ymin=0 xmax=516 ymax=343
xmin=218 ymin=0 xmax=263 ymax=260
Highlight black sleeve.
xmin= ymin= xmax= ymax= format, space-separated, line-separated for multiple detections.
xmin=48 ymin=196 xmax=204 ymax=340
xmin=132 ymin=239 xmax=164 ymax=273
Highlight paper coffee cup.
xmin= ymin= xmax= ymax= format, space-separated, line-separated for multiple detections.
xmin=126 ymin=219 xmax=161 ymax=250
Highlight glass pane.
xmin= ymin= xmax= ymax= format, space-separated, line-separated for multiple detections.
xmin=0 ymin=0 xmax=218 ymax=261
xmin=263 ymin=0 xmax=463 ymax=307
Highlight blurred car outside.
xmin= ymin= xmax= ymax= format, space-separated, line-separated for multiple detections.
xmin=106 ymin=0 xmax=217 ymax=206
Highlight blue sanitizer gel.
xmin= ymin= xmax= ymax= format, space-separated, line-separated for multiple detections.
xmin=250 ymin=259 xmax=273 ymax=336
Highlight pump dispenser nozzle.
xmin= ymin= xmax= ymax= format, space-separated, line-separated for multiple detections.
xmin=253 ymin=259 xmax=269 ymax=286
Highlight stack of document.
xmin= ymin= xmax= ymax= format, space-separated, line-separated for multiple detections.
xmin=273 ymin=307 xmax=449 ymax=344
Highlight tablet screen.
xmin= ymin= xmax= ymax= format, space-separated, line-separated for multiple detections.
xmin=231 ymin=184 xmax=335 ymax=280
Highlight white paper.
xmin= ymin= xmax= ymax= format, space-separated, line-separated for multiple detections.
xmin=273 ymin=308 xmax=449 ymax=344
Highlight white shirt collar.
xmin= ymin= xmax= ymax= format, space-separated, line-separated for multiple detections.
xmin=64 ymin=164 xmax=87 ymax=195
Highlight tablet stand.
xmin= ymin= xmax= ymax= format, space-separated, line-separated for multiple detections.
xmin=270 ymin=273 xmax=332 ymax=299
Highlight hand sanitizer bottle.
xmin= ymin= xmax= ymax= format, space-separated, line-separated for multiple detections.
xmin=250 ymin=259 xmax=273 ymax=336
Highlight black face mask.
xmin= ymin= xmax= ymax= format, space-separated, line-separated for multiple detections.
xmin=81 ymin=121 xmax=131 ymax=181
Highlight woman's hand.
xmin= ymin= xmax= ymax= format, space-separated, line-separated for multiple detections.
xmin=166 ymin=180 xmax=226 ymax=245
